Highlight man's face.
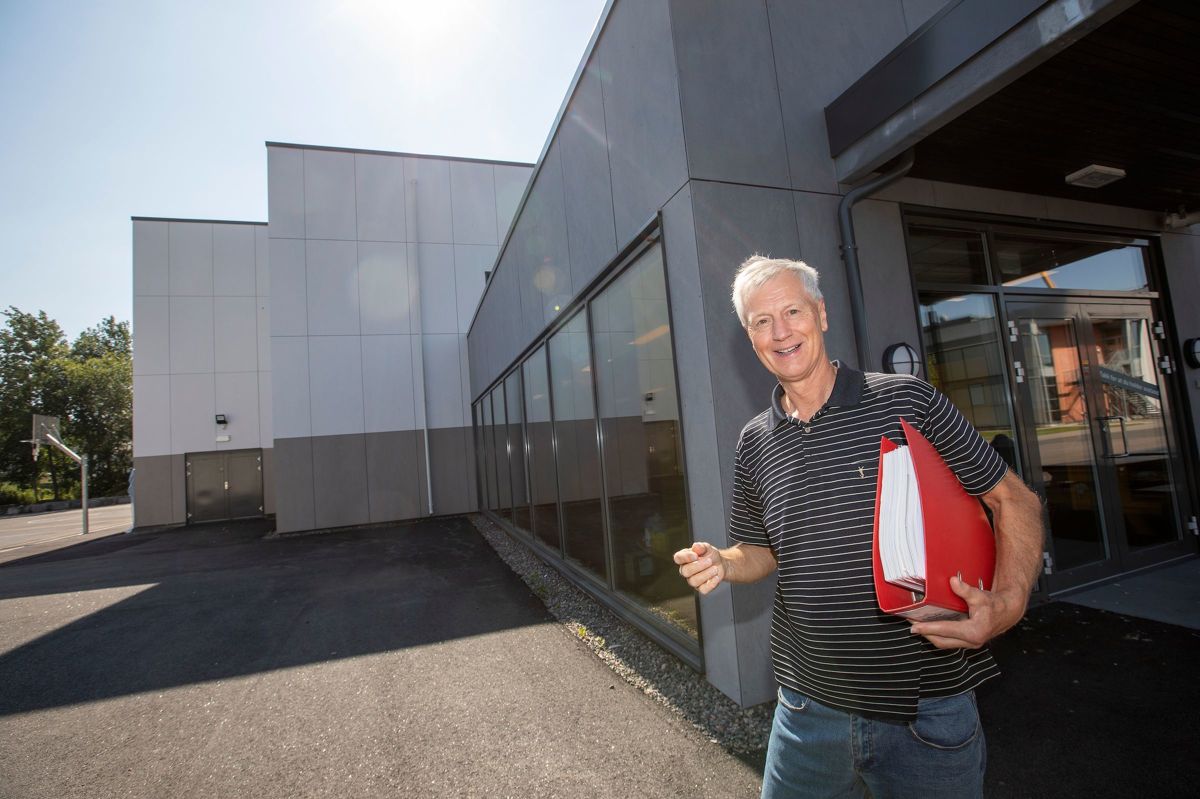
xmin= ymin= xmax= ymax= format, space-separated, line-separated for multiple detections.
xmin=743 ymin=271 xmax=829 ymax=386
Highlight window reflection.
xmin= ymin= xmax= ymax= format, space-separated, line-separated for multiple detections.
xmin=492 ymin=387 xmax=512 ymax=520
xmin=919 ymin=292 xmax=1020 ymax=474
xmin=523 ymin=346 xmax=561 ymax=551
xmin=549 ymin=311 xmax=607 ymax=581
xmin=591 ymin=246 xmax=696 ymax=639
xmin=481 ymin=394 xmax=497 ymax=513
xmin=995 ymin=236 xmax=1148 ymax=292
xmin=908 ymin=226 xmax=989 ymax=285
xmin=505 ymin=370 xmax=532 ymax=535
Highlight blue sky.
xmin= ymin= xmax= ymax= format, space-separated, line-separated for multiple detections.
xmin=0 ymin=0 xmax=606 ymax=339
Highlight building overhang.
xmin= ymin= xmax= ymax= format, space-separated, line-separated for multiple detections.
xmin=824 ymin=0 xmax=1200 ymax=219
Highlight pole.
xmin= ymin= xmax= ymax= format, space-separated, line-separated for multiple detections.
xmin=81 ymin=455 xmax=89 ymax=535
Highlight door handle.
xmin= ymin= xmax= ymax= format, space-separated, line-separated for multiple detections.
xmin=1094 ymin=415 xmax=1129 ymax=458
xmin=224 ymin=481 xmax=230 ymax=491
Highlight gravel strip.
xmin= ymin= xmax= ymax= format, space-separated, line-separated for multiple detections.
xmin=469 ymin=514 xmax=774 ymax=754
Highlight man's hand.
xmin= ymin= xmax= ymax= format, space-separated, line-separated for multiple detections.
xmin=909 ymin=575 xmax=1025 ymax=649
xmin=674 ymin=542 xmax=727 ymax=595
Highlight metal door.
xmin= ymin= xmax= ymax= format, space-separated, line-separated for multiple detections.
xmin=226 ymin=450 xmax=264 ymax=519
xmin=186 ymin=449 xmax=264 ymax=523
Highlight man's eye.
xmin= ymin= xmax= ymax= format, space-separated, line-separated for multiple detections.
xmin=787 ymin=308 xmax=800 ymax=316
xmin=753 ymin=318 xmax=770 ymax=329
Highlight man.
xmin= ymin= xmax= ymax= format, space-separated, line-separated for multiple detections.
xmin=675 ymin=256 xmax=1044 ymax=798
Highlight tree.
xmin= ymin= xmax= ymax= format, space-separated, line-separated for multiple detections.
xmin=0 ymin=308 xmax=69 ymax=493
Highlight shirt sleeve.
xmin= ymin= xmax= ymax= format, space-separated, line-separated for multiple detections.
xmin=917 ymin=382 xmax=1009 ymax=496
xmin=727 ymin=430 xmax=771 ymax=547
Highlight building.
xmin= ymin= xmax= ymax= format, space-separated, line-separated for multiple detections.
xmin=134 ymin=0 xmax=1199 ymax=709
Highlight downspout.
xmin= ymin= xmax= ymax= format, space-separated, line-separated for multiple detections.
xmin=837 ymin=148 xmax=916 ymax=370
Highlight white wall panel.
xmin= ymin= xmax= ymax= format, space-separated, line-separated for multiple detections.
xmin=169 ymin=223 xmax=213 ymax=296
xmin=306 ymin=239 xmax=360 ymax=336
xmin=168 ymin=296 xmax=214 ymax=374
xmin=358 ymin=241 xmax=412 ymax=335
xmin=404 ymin=157 xmax=454 ymax=243
xmin=133 ymin=296 xmax=170 ymax=376
xmin=271 ymin=337 xmax=311 ymax=438
xmin=453 ymin=244 xmax=497 ymax=334
xmin=170 ymin=372 xmax=216 ymax=455
xmin=214 ymin=372 xmax=261 ymax=450
xmin=494 ymin=164 xmax=531 ymax=237
xmin=258 ymin=372 xmax=274 ymax=444
xmin=255 ymin=226 xmax=269 ymax=296
xmin=422 ymin=334 xmax=464 ymax=429
xmin=415 ymin=242 xmax=457 ymax=335
xmin=268 ymin=146 xmax=305 ymax=238
xmin=361 ymin=334 xmax=417 ymax=433
xmin=133 ymin=220 xmax=169 ymax=296
xmin=308 ymin=335 xmax=365 ymax=436
xmin=214 ymin=296 xmax=259 ymax=373
xmin=133 ymin=374 xmax=171 ymax=457
xmin=256 ymin=300 xmax=271 ymax=372
xmin=303 ymin=149 xmax=356 ymax=240
xmin=410 ymin=335 xmax=427 ymax=428
xmin=213 ymin=224 xmax=256 ymax=297
xmin=355 ymin=153 xmax=407 ymax=242
xmin=269 ymin=238 xmax=308 ymax=337
xmin=450 ymin=161 xmax=499 ymax=245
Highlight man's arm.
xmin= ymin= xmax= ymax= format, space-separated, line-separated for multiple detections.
xmin=674 ymin=541 xmax=777 ymax=595
xmin=910 ymin=469 xmax=1045 ymax=648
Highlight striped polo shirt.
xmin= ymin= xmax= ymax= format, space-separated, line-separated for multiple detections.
xmin=728 ymin=364 xmax=1008 ymax=722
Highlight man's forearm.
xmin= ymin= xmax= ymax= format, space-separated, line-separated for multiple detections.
xmin=987 ymin=472 xmax=1045 ymax=625
xmin=719 ymin=542 xmax=777 ymax=584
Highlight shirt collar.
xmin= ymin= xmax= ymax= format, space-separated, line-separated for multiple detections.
xmin=770 ymin=361 xmax=865 ymax=429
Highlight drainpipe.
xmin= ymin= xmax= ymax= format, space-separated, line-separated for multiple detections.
xmin=837 ymin=148 xmax=915 ymax=370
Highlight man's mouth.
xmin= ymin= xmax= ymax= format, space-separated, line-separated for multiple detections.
xmin=775 ymin=344 xmax=800 ymax=356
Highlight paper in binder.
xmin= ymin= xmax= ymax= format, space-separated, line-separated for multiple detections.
xmin=871 ymin=418 xmax=996 ymax=621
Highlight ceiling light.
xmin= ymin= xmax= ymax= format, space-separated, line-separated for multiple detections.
xmin=1065 ymin=164 xmax=1125 ymax=188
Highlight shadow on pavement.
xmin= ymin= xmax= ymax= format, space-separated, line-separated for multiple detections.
xmin=0 ymin=516 xmax=550 ymax=717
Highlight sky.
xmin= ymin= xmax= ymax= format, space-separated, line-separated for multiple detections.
xmin=0 ymin=0 xmax=607 ymax=340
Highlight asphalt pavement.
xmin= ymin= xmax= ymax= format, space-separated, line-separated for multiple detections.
xmin=0 ymin=504 xmax=131 ymax=564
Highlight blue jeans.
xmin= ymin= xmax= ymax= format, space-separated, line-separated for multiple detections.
xmin=761 ymin=686 xmax=986 ymax=799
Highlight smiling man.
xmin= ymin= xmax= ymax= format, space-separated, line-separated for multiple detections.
xmin=674 ymin=256 xmax=1044 ymax=798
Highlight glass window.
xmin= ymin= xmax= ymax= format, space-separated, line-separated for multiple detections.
xmin=549 ymin=310 xmax=607 ymax=581
xmin=492 ymin=386 xmax=512 ymax=520
xmin=908 ymin=225 xmax=989 ymax=285
xmin=919 ymin=292 xmax=1021 ymax=474
xmin=481 ymin=394 xmax=497 ymax=512
xmin=994 ymin=235 xmax=1148 ymax=292
xmin=505 ymin=369 xmax=531 ymax=535
xmin=523 ymin=346 xmax=561 ymax=551
xmin=591 ymin=245 xmax=697 ymax=640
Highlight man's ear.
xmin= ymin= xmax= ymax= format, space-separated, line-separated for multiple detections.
xmin=818 ymin=300 xmax=828 ymax=332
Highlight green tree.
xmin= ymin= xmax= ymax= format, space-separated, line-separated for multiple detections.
xmin=61 ymin=319 xmax=133 ymax=497
xmin=0 ymin=308 xmax=69 ymax=494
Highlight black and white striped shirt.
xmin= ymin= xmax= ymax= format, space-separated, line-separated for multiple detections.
xmin=728 ymin=365 xmax=1008 ymax=722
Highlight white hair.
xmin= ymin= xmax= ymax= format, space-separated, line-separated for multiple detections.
xmin=731 ymin=255 xmax=823 ymax=325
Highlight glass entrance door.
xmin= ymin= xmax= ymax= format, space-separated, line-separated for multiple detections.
xmin=1008 ymin=301 xmax=1191 ymax=592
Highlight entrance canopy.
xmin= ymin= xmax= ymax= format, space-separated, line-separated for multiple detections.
xmin=827 ymin=0 xmax=1200 ymax=217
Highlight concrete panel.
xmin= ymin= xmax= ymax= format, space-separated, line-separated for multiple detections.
xmin=361 ymin=334 xmax=417 ymax=433
xmin=450 ymin=161 xmax=499 ymax=246
xmin=416 ymin=242 xmax=457 ymax=335
xmin=358 ymin=241 xmax=412 ymax=335
xmin=764 ymin=0 xmax=910 ymax=193
xmin=355 ymin=153 xmax=407 ymax=242
xmin=929 ymin=181 xmax=1050 ymax=220
xmin=133 ymin=220 xmax=168 ymax=296
xmin=423 ymin=335 xmax=466 ymax=429
xmin=270 ymin=337 xmax=311 ymax=439
xmin=133 ymin=296 xmax=170 ymax=376
xmin=256 ymin=300 xmax=271 ymax=372
xmin=273 ymin=436 xmax=315 ymax=533
xmin=214 ymin=296 xmax=259 ymax=373
xmin=168 ymin=296 xmax=214 ymax=374
xmin=303 ymin=149 xmax=356 ymax=241
xmin=255 ymin=226 xmax=269 ymax=296
xmin=261 ymin=446 xmax=276 ymax=516
xmin=169 ymin=222 xmax=213 ymax=296
xmin=170 ymin=452 xmax=187 ymax=524
xmin=506 ymin=218 xmax=545 ymax=345
xmin=131 ymin=454 xmax=175 ymax=528
xmin=268 ymin=238 xmax=308 ymax=337
xmin=855 ymin=199 xmax=922 ymax=372
xmin=258 ymin=372 xmax=273 ymax=447
xmin=212 ymin=224 xmax=256 ymax=297
xmin=669 ymin=0 xmax=790 ymax=187
xmin=365 ymin=429 xmax=426 ymax=523
xmin=428 ymin=426 xmax=472 ymax=515
xmin=527 ymin=143 xmax=574 ymax=326
xmin=793 ymin=191 xmax=857 ymax=366
xmin=133 ymin=374 xmax=171 ymax=457
xmin=493 ymin=164 xmax=531 ymax=237
xmin=458 ymin=330 xmax=473 ymax=436
xmin=308 ymin=335 xmax=365 ymax=437
xmin=453 ymin=244 xmax=498 ymax=334
xmin=311 ymin=433 xmax=370 ymax=529
xmin=902 ymin=0 xmax=952 ymax=32
xmin=598 ymin=0 xmax=689 ymax=243
xmin=268 ymin=146 xmax=305 ymax=238
xmin=559 ymin=57 xmax=619 ymax=294
xmin=492 ymin=252 xmax=526 ymax=375
xmin=405 ymin=157 xmax=454 ymax=244
xmin=1040 ymin=193 xmax=1161 ymax=230
xmin=170 ymin=372 xmax=216 ymax=455
xmin=306 ymin=239 xmax=360 ymax=336
xmin=214 ymin=372 xmax=261 ymax=450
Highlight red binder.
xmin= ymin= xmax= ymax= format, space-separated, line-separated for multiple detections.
xmin=871 ymin=418 xmax=995 ymax=621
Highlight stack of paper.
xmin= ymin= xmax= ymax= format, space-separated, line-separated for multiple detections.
xmin=878 ymin=446 xmax=926 ymax=593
